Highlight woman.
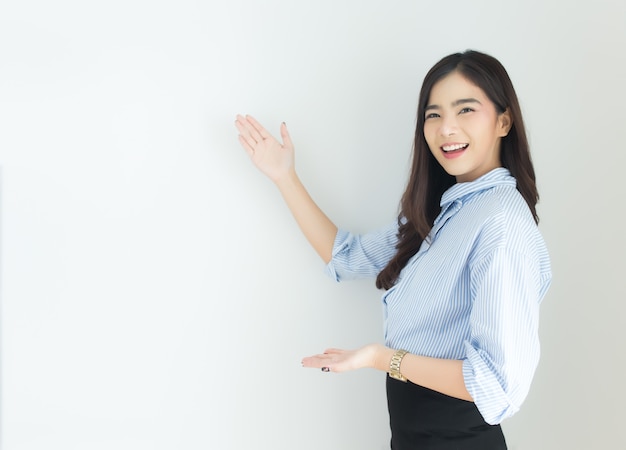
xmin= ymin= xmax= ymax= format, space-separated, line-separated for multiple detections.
xmin=235 ymin=50 xmax=551 ymax=449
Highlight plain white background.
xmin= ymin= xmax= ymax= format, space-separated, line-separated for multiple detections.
xmin=1 ymin=1 xmax=624 ymax=449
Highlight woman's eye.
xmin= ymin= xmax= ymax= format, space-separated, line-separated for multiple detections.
xmin=425 ymin=113 xmax=440 ymax=120
xmin=459 ymin=107 xmax=474 ymax=114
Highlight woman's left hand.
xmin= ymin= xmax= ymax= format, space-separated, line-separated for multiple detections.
xmin=301 ymin=343 xmax=387 ymax=373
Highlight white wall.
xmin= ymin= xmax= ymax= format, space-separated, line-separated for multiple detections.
xmin=1 ymin=1 xmax=624 ymax=449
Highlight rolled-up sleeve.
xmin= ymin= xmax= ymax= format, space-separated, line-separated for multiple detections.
xmin=463 ymin=247 xmax=551 ymax=424
xmin=325 ymin=223 xmax=399 ymax=282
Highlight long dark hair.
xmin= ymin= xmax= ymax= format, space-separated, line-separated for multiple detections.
xmin=375 ymin=50 xmax=538 ymax=290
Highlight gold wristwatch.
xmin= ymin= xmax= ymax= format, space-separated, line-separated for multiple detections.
xmin=389 ymin=349 xmax=408 ymax=382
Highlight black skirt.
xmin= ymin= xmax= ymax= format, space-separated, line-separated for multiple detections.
xmin=386 ymin=375 xmax=507 ymax=450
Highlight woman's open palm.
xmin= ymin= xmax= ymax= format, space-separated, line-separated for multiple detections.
xmin=235 ymin=114 xmax=295 ymax=184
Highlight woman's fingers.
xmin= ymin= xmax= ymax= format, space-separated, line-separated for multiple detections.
xmin=246 ymin=115 xmax=272 ymax=140
xmin=235 ymin=114 xmax=265 ymax=146
xmin=235 ymin=120 xmax=255 ymax=150
xmin=301 ymin=348 xmax=349 ymax=373
xmin=302 ymin=357 xmax=333 ymax=371
xmin=235 ymin=116 xmax=263 ymax=146
xmin=302 ymin=344 xmax=381 ymax=373
xmin=238 ymin=134 xmax=255 ymax=156
xmin=323 ymin=348 xmax=344 ymax=355
xmin=280 ymin=122 xmax=293 ymax=149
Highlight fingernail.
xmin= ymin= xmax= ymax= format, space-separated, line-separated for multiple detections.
xmin=321 ymin=367 xmax=330 ymax=372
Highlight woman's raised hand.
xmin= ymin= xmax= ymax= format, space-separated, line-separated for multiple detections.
xmin=235 ymin=113 xmax=338 ymax=262
xmin=235 ymin=114 xmax=295 ymax=184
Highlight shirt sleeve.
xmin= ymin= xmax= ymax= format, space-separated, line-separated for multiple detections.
xmin=325 ymin=222 xmax=399 ymax=282
xmin=462 ymin=246 xmax=551 ymax=424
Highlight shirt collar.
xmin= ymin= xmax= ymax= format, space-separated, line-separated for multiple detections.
xmin=440 ymin=167 xmax=516 ymax=209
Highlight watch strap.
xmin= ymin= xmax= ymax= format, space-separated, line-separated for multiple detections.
xmin=389 ymin=349 xmax=408 ymax=382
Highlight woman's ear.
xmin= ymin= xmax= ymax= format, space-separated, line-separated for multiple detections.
xmin=498 ymin=108 xmax=513 ymax=137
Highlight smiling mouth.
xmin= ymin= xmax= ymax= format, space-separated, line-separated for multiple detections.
xmin=442 ymin=143 xmax=469 ymax=153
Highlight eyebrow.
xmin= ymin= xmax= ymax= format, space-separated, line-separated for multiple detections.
xmin=425 ymin=98 xmax=482 ymax=111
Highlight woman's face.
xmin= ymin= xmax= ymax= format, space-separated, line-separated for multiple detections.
xmin=423 ymin=71 xmax=511 ymax=183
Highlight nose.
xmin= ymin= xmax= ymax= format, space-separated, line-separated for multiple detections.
xmin=439 ymin=116 xmax=458 ymax=137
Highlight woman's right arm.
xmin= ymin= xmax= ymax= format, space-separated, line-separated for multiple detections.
xmin=235 ymin=114 xmax=337 ymax=263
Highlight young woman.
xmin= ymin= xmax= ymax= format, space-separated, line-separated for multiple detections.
xmin=235 ymin=50 xmax=551 ymax=450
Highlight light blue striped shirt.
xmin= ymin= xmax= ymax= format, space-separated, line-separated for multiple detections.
xmin=325 ymin=168 xmax=552 ymax=425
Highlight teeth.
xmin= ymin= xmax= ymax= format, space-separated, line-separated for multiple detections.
xmin=442 ymin=143 xmax=468 ymax=152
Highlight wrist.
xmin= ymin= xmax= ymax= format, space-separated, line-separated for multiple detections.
xmin=274 ymin=167 xmax=299 ymax=190
xmin=374 ymin=346 xmax=396 ymax=373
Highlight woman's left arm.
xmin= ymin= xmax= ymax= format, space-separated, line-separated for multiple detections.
xmin=301 ymin=344 xmax=473 ymax=402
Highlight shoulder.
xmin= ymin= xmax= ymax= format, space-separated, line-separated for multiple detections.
xmin=463 ymin=185 xmax=546 ymax=261
xmin=460 ymin=184 xmax=531 ymax=229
